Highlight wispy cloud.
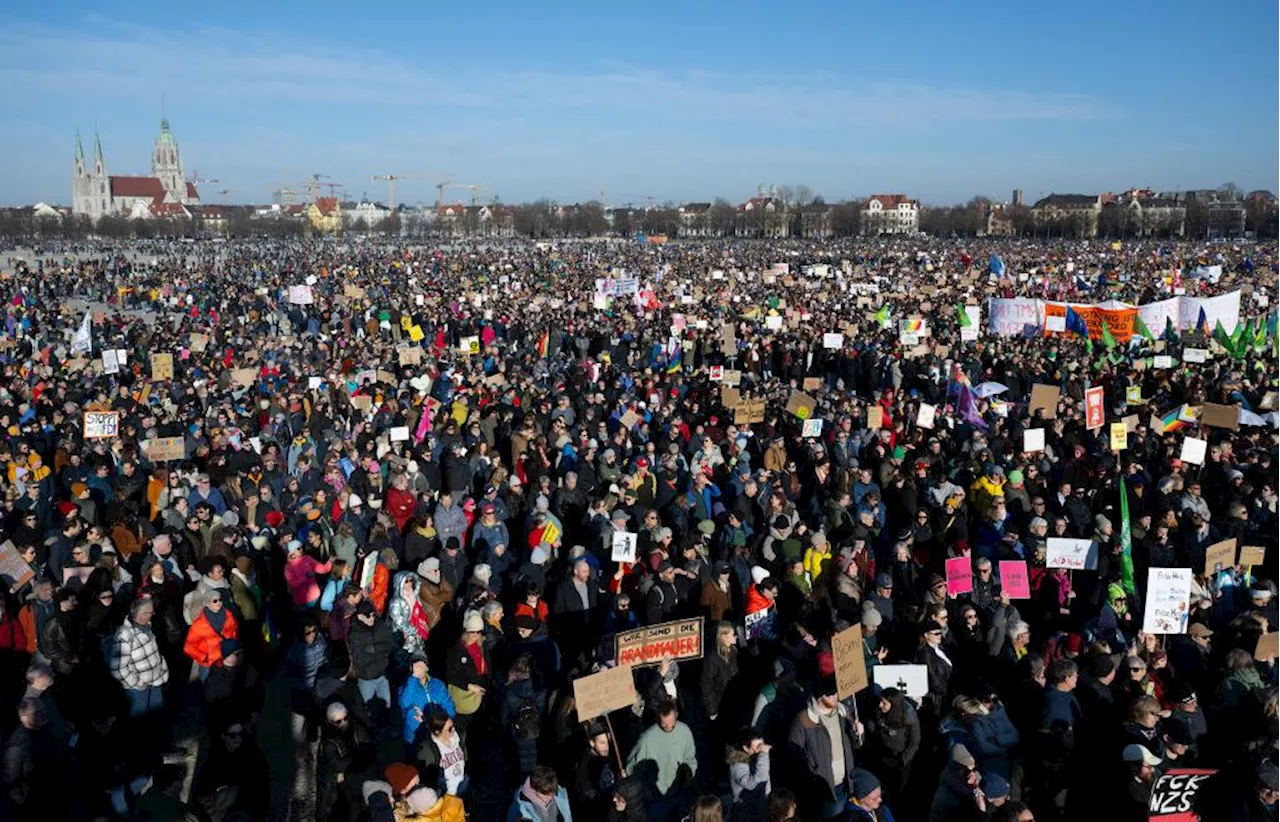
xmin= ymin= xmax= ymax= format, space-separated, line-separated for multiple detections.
xmin=0 ymin=19 xmax=1117 ymax=127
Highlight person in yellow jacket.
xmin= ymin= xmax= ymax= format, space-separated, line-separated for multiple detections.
xmin=398 ymin=786 xmax=466 ymax=822
xmin=968 ymin=464 xmax=1006 ymax=518
xmin=803 ymin=531 xmax=834 ymax=584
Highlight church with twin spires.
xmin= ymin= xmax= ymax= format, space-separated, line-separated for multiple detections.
xmin=72 ymin=118 xmax=201 ymax=221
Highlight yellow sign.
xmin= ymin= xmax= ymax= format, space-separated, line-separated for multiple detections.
xmin=408 ymin=325 xmax=425 ymax=342
xmin=1109 ymin=422 xmax=1128 ymax=451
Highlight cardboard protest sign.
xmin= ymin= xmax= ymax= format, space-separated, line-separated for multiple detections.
xmin=343 ymin=284 xmax=367 ymax=300
xmin=802 ymin=377 xmax=821 ymax=391
xmin=0 ymin=541 xmax=34 ymax=587
xmin=999 ymin=560 xmax=1031 ymax=599
xmin=573 ymin=665 xmax=637 ymax=720
xmin=1110 ymin=422 xmax=1128 ymax=451
xmin=867 ymin=406 xmax=884 ymax=429
xmin=1023 ymin=428 xmax=1046 ymax=453
xmin=150 ymin=352 xmax=174 ymax=381
xmin=1180 ymin=437 xmax=1208 ymax=465
xmin=1199 ymin=402 xmax=1239 ymax=431
xmin=614 ymin=618 xmax=703 ymax=667
xmin=1239 ymin=545 xmax=1266 ymax=567
xmin=611 ymin=531 xmax=638 ymax=563
xmin=351 ymin=395 xmax=372 ymax=414
xmin=744 ymin=606 xmax=775 ymax=640
xmin=1046 ymin=538 xmax=1095 ymax=570
xmin=916 ymin=403 xmax=936 ymax=429
xmin=1254 ymin=632 xmax=1279 ymax=662
xmin=872 ymin=664 xmax=929 ymax=701
xmin=376 ymin=369 xmax=398 ymax=387
xmin=1085 ymin=386 xmax=1105 ymax=430
xmin=1148 ymin=768 xmax=1216 ymax=821
xmin=832 ymin=625 xmax=868 ymax=699
xmin=720 ymin=386 xmax=741 ymax=407
xmin=1143 ymin=568 xmax=1192 ymax=634
xmin=722 ymin=370 xmax=741 ymax=387
xmin=1203 ymin=539 xmax=1236 ymax=574
xmin=230 ymin=368 xmax=256 ymax=388
xmin=945 ymin=556 xmax=973 ymax=596
xmin=397 ymin=347 xmax=422 ymax=366
xmin=784 ymin=390 xmax=817 ymax=420
xmin=145 ymin=437 xmax=185 ymax=462
xmin=619 ymin=410 xmax=640 ymax=430
xmin=734 ymin=399 xmax=766 ymax=425
xmin=83 ymin=411 xmax=120 ymax=439
xmin=1029 ymin=384 xmax=1060 ymax=419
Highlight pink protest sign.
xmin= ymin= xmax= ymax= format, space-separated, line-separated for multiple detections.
xmin=999 ymin=560 xmax=1031 ymax=599
xmin=945 ymin=557 xmax=973 ymax=596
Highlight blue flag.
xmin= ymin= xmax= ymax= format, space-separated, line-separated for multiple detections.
xmin=1197 ymin=306 xmax=1209 ymax=336
xmin=1065 ymin=307 xmax=1089 ymax=338
xmin=988 ymin=254 xmax=1006 ymax=276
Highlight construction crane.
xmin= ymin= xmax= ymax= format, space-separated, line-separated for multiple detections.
xmin=435 ymin=181 xmax=484 ymax=208
xmin=216 ymin=189 xmax=235 ymax=204
xmin=187 ymin=171 xmax=219 ymax=186
xmin=271 ymin=187 xmax=299 ymax=205
xmin=372 ymin=174 xmax=418 ymax=208
xmin=303 ymin=173 xmax=330 ymax=201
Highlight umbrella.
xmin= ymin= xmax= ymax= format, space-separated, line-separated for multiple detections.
xmin=973 ymin=382 xmax=1009 ymax=399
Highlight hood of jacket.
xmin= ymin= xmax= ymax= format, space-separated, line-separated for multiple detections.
xmin=392 ymin=570 xmax=419 ymax=604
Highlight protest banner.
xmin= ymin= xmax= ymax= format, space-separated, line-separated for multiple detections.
xmin=1203 ymin=539 xmax=1236 ymax=574
xmin=287 ymin=285 xmax=314 ymax=305
xmin=1179 ymin=437 xmax=1207 ymax=465
xmin=1029 ymin=384 xmax=1060 ymax=419
xmin=945 ymin=556 xmax=973 ymax=596
xmin=720 ymin=386 xmax=741 ymax=407
xmin=1143 ymin=568 xmax=1192 ymax=634
xmin=832 ymin=624 xmax=869 ymax=699
xmin=916 ymin=403 xmax=936 ymax=429
xmin=784 ymin=390 xmax=817 ymax=420
xmin=145 ymin=437 xmax=185 ymax=462
xmin=872 ymin=664 xmax=929 ymax=701
xmin=1255 ymin=632 xmax=1279 ymax=662
xmin=1110 ymin=422 xmax=1128 ymax=451
xmin=611 ymin=531 xmax=638 ymax=563
xmin=397 ymin=347 xmax=422 ymax=366
xmin=1043 ymin=302 xmax=1138 ymax=342
xmin=1023 ymin=428 xmax=1046 ymax=453
xmin=1046 ymin=537 xmax=1095 ymax=570
xmin=150 ymin=352 xmax=174 ymax=381
xmin=573 ymin=665 xmax=637 ymax=720
xmin=615 ymin=618 xmax=703 ymax=667
xmin=83 ymin=411 xmax=120 ymax=439
xmin=744 ymin=606 xmax=775 ymax=641
xmin=1199 ymin=402 xmax=1239 ymax=431
xmin=867 ymin=406 xmax=883 ymax=429
xmin=734 ymin=399 xmax=766 ymax=425
xmin=1085 ymin=386 xmax=1105 ymax=429
xmin=1148 ymin=768 xmax=1216 ymax=821
xmin=1239 ymin=545 xmax=1266 ymax=567
xmin=0 ymin=541 xmax=34 ymax=587
xmin=999 ymin=560 xmax=1031 ymax=599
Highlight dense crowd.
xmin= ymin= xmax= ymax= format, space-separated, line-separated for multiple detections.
xmin=0 ymin=234 xmax=1274 ymax=822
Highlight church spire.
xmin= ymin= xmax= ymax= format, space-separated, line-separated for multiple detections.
xmin=76 ymin=131 xmax=84 ymax=162
xmin=94 ymin=131 xmax=104 ymax=163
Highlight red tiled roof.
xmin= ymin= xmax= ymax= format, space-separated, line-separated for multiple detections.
xmin=437 ymin=204 xmax=466 ymax=217
xmin=866 ymin=194 xmax=916 ymax=209
xmin=110 ymin=176 xmax=166 ymax=200
xmin=314 ymin=197 xmax=339 ymax=216
xmin=149 ymin=202 xmax=188 ymax=217
xmin=186 ymin=182 xmax=199 ymax=199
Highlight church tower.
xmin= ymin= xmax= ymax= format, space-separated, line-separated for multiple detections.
xmin=72 ymin=131 xmax=110 ymax=220
xmin=152 ymin=117 xmax=187 ymax=203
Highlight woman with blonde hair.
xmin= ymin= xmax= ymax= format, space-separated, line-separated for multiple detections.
xmin=700 ymin=621 xmax=739 ymax=724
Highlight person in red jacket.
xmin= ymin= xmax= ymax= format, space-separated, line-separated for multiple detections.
xmin=386 ymin=474 xmax=419 ymax=533
xmin=184 ymin=589 xmax=239 ymax=680
xmin=745 ymin=567 xmax=778 ymax=615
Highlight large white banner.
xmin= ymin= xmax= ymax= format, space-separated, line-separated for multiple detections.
xmin=1179 ymin=290 xmax=1241 ymax=334
xmin=987 ymin=298 xmax=1042 ymax=336
xmin=1137 ymin=297 xmax=1181 ymax=338
xmin=989 ymin=292 xmax=1241 ymax=337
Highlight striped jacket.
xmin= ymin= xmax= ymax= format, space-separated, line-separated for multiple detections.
xmin=110 ymin=619 xmax=169 ymax=690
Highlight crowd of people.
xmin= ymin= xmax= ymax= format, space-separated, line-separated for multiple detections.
xmin=0 ymin=234 xmax=1274 ymax=822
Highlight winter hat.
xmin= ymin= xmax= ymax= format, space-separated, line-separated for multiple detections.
xmin=875 ymin=572 xmax=893 ymax=589
xmin=951 ymin=744 xmax=976 ymax=769
xmin=850 ymin=768 xmax=881 ymax=801
xmin=530 ymin=546 xmax=549 ymax=565
xmin=861 ymin=605 xmax=883 ymax=629
xmin=472 ymin=564 xmax=492 ymax=584
xmin=1094 ymin=514 xmax=1112 ymax=531
xmin=983 ymin=772 xmax=1010 ymax=800
xmin=697 ymin=520 xmax=716 ymax=536
xmin=417 ymin=557 xmax=441 ymax=584
xmin=750 ymin=566 xmax=770 ymax=585
xmin=813 ymin=673 xmax=838 ymax=697
xmin=1107 ymin=583 xmax=1127 ymax=604
xmin=462 ymin=610 xmax=484 ymax=633
xmin=383 ymin=762 xmax=419 ymax=796
xmin=405 ymin=787 xmax=439 ymax=814
xmin=1007 ymin=469 xmax=1024 ymax=487
xmin=347 ymin=494 xmax=363 ymax=508
xmin=361 ymin=780 xmax=394 ymax=805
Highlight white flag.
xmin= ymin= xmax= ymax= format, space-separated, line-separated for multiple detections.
xmin=71 ymin=312 xmax=92 ymax=355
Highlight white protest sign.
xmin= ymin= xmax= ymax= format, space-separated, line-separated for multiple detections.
xmin=1180 ymin=437 xmax=1207 ymax=465
xmin=765 ymin=315 xmax=783 ymax=331
xmin=389 ymin=426 xmax=410 ymax=442
xmin=1044 ymin=315 xmax=1067 ymax=333
xmin=873 ymin=664 xmax=929 ymax=701
xmin=1143 ymin=568 xmax=1192 ymax=634
xmin=102 ymin=349 xmax=120 ymax=375
xmin=1153 ymin=355 xmax=1174 ymax=369
xmin=822 ymin=333 xmax=844 ymax=350
xmin=288 ymin=285 xmax=314 ymax=305
xmin=305 ymin=274 xmax=319 ymax=286
xmin=802 ymin=418 xmax=823 ymax=438
xmin=611 ymin=531 xmax=638 ymax=563
xmin=83 ymin=411 xmax=121 ymax=439
xmin=916 ymin=403 xmax=936 ymax=429
xmin=1023 ymin=428 xmax=1046 ymax=453
xmin=1182 ymin=348 xmax=1208 ymax=363
xmin=1046 ymin=538 xmax=1095 ymax=570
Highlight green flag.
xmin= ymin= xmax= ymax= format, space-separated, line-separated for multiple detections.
xmin=875 ymin=304 xmax=891 ymax=328
xmin=1213 ymin=320 xmax=1237 ymax=358
xmin=1134 ymin=314 xmax=1155 ymax=341
xmin=1119 ymin=476 xmax=1136 ymax=596
xmin=1101 ymin=320 xmax=1117 ymax=350
xmin=955 ymin=304 xmax=973 ymax=328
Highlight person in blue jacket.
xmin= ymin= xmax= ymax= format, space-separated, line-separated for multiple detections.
xmin=507 ymin=764 xmax=573 ymax=821
xmin=398 ymin=652 xmax=455 ymax=759
xmin=844 ymin=768 xmax=896 ymax=821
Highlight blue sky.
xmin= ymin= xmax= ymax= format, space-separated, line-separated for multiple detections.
xmin=2 ymin=1 xmax=1276 ymax=207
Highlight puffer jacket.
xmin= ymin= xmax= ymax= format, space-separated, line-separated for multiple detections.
xmin=388 ymin=571 xmax=429 ymax=655
xmin=418 ymin=578 xmax=455 ymax=630
xmin=726 ymin=746 xmax=770 ymax=820
xmin=183 ymin=608 xmax=239 ymax=668
xmin=348 ymin=615 xmax=396 ymax=681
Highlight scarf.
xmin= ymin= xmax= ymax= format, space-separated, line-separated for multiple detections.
xmin=204 ymin=606 xmax=228 ymax=634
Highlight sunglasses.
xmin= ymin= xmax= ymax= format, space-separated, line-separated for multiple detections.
xmin=1130 ymin=667 xmax=1146 ymax=673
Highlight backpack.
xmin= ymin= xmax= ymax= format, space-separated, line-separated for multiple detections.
xmin=513 ymin=694 xmax=542 ymax=740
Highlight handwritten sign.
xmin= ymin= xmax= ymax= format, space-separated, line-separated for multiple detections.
xmin=1148 ymin=768 xmax=1215 ymax=821
xmin=1203 ymin=539 xmax=1236 ymax=574
xmin=1143 ymin=567 xmax=1192 ymax=635
xmin=611 ymin=531 xmax=638 ymax=563
xmin=1085 ymin=386 xmax=1105 ymax=430
xmin=802 ymin=376 xmax=821 ymax=391
xmin=999 ymin=560 xmax=1031 ymax=599
xmin=83 ymin=411 xmax=120 ymax=439
xmin=398 ymin=347 xmax=422 ymax=366
xmin=945 ymin=556 xmax=973 ymax=596
xmin=231 ymin=368 xmax=256 ymax=388
xmin=744 ymin=606 xmax=776 ymax=641
xmin=614 ymin=618 xmax=703 ymax=667
xmin=1029 ymin=384 xmax=1060 ymax=419
xmin=145 ymin=437 xmax=185 ymax=463
xmin=287 ymin=284 xmax=314 ymax=305
xmin=801 ymin=418 xmax=823 ymax=438
xmin=389 ymin=426 xmax=410 ymax=443
xmin=102 ymin=349 xmax=120 ymax=375
xmin=832 ymin=624 xmax=868 ymax=698
xmin=867 ymin=406 xmax=883 ymax=429
xmin=1255 ymin=632 xmax=1279 ymax=662
xmin=572 ymin=664 xmax=637 ymax=720
xmin=1199 ymin=402 xmax=1239 ymax=431
xmin=822 ymin=332 xmax=844 ymax=350
xmin=1109 ymin=422 xmax=1128 ymax=451
xmin=1046 ymin=537 xmax=1095 ymax=570
xmin=1239 ymin=545 xmax=1266 ymax=567
xmin=916 ymin=403 xmax=936 ymax=429
xmin=734 ymin=399 xmax=766 ymax=426
xmin=784 ymin=390 xmax=817 ymax=420
xmin=0 ymin=541 xmax=34 ymax=587
xmin=1125 ymin=385 xmax=1142 ymax=404
xmin=189 ymin=333 xmax=209 ymax=353
xmin=150 ymin=352 xmax=174 ymax=381
xmin=721 ymin=386 xmax=741 ymax=407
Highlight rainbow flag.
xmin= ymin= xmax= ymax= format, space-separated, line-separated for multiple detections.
xmin=1158 ymin=404 xmax=1197 ymax=433
xmin=536 ymin=330 xmax=550 ymax=359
